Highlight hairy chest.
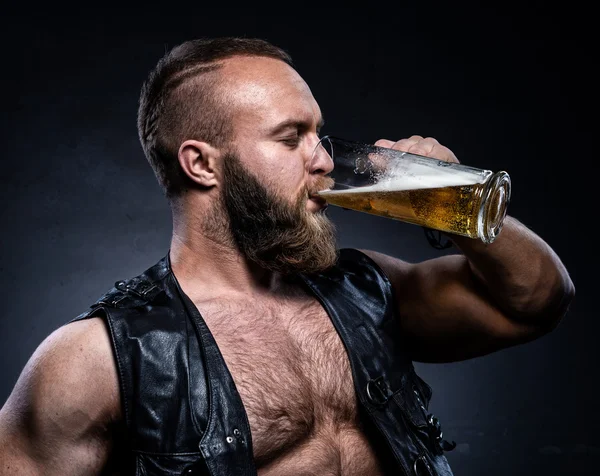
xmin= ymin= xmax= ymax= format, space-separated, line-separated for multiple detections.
xmin=198 ymin=297 xmax=358 ymax=464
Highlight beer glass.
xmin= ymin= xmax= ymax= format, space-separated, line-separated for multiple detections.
xmin=313 ymin=136 xmax=511 ymax=244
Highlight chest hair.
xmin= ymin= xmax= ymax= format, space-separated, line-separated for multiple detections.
xmin=197 ymin=293 xmax=359 ymax=464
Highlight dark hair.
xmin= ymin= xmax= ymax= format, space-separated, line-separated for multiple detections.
xmin=137 ymin=37 xmax=294 ymax=198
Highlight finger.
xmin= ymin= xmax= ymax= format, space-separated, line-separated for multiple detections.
xmin=374 ymin=136 xmax=459 ymax=163
xmin=406 ymin=137 xmax=440 ymax=157
xmin=428 ymin=143 xmax=460 ymax=163
xmin=414 ymin=140 xmax=460 ymax=163
xmin=373 ymin=139 xmax=397 ymax=148
xmin=374 ymin=135 xmax=423 ymax=151
xmin=391 ymin=136 xmax=424 ymax=153
xmin=404 ymin=137 xmax=459 ymax=164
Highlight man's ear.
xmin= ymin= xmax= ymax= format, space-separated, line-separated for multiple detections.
xmin=178 ymin=140 xmax=221 ymax=187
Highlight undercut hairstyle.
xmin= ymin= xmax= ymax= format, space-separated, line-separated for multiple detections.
xmin=137 ymin=37 xmax=294 ymax=198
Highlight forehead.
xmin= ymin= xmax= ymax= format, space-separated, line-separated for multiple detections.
xmin=219 ymin=56 xmax=322 ymax=135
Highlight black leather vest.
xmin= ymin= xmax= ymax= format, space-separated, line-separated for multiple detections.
xmin=72 ymin=248 xmax=455 ymax=475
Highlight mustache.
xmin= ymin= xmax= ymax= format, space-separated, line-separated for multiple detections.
xmin=307 ymin=175 xmax=335 ymax=196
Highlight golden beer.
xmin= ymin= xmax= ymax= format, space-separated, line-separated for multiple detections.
xmin=313 ymin=136 xmax=511 ymax=243
xmin=318 ymin=172 xmax=510 ymax=242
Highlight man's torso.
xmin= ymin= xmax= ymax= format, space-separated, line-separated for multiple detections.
xmin=189 ymin=283 xmax=385 ymax=475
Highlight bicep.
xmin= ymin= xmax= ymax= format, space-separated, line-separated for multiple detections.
xmin=361 ymin=249 xmax=546 ymax=363
xmin=0 ymin=422 xmax=39 ymax=476
xmin=0 ymin=318 xmax=120 ymax=475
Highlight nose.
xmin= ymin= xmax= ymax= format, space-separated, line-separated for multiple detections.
xmin=309 ymin=136 xmax=334 ymax=175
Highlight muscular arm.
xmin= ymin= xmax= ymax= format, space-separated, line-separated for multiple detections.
xmin=362 ymin=216 xmax=574 ymax=363
xmin=0 ymin=318 xmax=122 ymax=475
xmin=449 ymin=216 xmax=574 ymax=321
xmin=361 ymin=136 xmax=575 ymax=363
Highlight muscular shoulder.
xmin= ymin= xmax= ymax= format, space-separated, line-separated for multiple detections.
xmin=1 ymin=317 xmax=121 ymax=435
xmin=355 ymin=248 xmax=413 ymax=281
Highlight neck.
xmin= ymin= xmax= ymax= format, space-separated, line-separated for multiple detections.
xmin=168 ymin=201 xmax=287 ymax=303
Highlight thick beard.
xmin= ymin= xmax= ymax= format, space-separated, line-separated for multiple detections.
xmin=205 ymin=150 xmax=338 ymax=275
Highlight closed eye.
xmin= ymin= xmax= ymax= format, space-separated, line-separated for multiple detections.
xmin=281 ymin=137 xmax=300 ymax=148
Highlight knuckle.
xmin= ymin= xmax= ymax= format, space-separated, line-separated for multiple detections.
xmin=391 ymin=138 xmax=413 ymax=150
xmin=374 ymin=139 xmax=395 ymax=148
xmin=408 ymin=145 xmax=429 ymax=155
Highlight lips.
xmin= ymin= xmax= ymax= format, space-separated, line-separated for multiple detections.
xmin=309 ymin=194 xmax=328 ymax=209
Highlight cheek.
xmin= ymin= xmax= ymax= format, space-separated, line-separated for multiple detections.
xmin=266 ymin=159 xmax=307 ymax=195
xmin=244 ymin=144 xmax=307 ymax=194
xmin=280 ymin=162 xmax=306 ymax=183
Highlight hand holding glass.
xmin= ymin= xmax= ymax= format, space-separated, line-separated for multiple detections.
xmin=313 ymin=136 xmax=511 ymax=244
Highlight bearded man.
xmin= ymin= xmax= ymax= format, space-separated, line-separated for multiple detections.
xmin=0 ymin=37 xmax=574 ymax=476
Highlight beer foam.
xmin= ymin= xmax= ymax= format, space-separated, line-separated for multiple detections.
xmin=323 ymin=164 xmax=485 ymax=194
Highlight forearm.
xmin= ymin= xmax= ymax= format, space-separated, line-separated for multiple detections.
xmin=449 ymin=216 xmax=575 ymax=324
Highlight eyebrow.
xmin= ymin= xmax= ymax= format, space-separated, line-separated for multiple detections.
xmin=268 ymin=115 xmax=325 ymax=135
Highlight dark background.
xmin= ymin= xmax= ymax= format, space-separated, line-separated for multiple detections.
xmin=0 ymin=5 xmax=591 ymax=475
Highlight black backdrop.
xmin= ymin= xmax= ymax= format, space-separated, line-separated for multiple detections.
xmin=0 ymin=5 xmax=590 ymax=475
